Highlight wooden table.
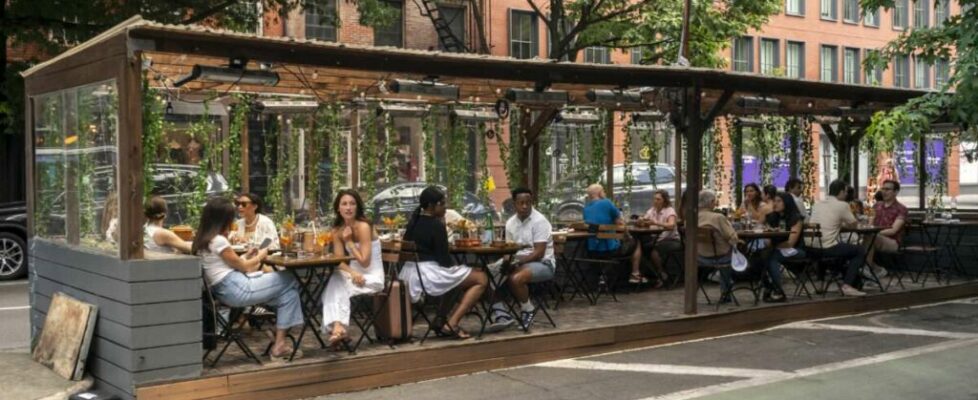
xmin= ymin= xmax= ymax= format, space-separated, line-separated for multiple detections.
xmin=264 ymin=254 xmax=352 ymax=360
xmin=736 ymin=230 xmax=790 ymax=260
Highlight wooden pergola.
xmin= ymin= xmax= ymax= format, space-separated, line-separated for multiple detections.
xmin=23 ymin=16 xmax=929 ymax=314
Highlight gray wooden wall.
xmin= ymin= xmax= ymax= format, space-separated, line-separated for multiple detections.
xmin=29 ymin=239 xmax=202 ymax=399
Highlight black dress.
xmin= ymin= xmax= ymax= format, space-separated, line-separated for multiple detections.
xmin=403 ymin=214 xmax=454 ymax=267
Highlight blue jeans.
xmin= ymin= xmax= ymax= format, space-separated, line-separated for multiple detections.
xmin=767 ymin=248 xmax=806 ymax=291
xmin=213 ymin=271 xmax=304 ymax=330
xmin=698 ymin=255 xmax=733 ymax=294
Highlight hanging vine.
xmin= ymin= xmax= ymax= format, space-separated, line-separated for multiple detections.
xmin=141 ymin=81 xmax=165 ymax=198
xmin=639 ymin=122 xmax=663 ymax=191
xmin=359 ymin=108 xmax=381 ymax=197
xmin=710 ymin=124 xmax=727 ymax=194
xmin=498 ymin=108 xmax=524 ymax=189
xmin=183 ymin=101 xmax=219 ymax=227
xmin=328 ymin=106 xmax=346 ymax=202
xmin=477 ymin=121 xmax=491 ymax=204
xmin=622 ymin=117 xmax=635 ymax=205
xmin=798 ymin=117 xmax=817 ymax=206
xmin=226 ymin=93 xmax=250 ymax=193
xmin=422 ymin=109 xmax=437 ymax=184
xmin=586 ymin=115 xmax=607 ymax=185
xmin=446 ymin=112 xmax=469 ymax=208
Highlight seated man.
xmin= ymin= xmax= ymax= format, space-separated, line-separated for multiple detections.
xmin=696 ymin=190 xmax=741 ymax=303
xmin=866 ymin=179 xmax=906 ymax=277
xmin=583 ymin=184 xmax=640 ymax=285
xmin=488 ymin=188 xmax=555 ymax=331
xmin=806 ymin=179 xmax=867 ymax=296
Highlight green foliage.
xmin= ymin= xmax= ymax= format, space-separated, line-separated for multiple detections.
xmin=622 ymin=120 xmax=635 ymax=201
xmin=446 ymin=114 xmax=469 ymax=208
xmin=422 ymin=111 xmax=437 ymax=184
xmin=861 ymin=0 xmax=978 ymax=157
xmin=227 ymin=94 xmax=251 ymax=193
xmin=585 ymin=116 xmax=607 ymax=185
xmin=142 ymin=84 xmax=165 ymax=198
xmin=184 ymin=102 xmax=220 ymax=227
xmin=744 ymin=115 xmax=790 ymax=185
xmin=359 ymin=110 xmax=380 ymax=197
xmin=315 ymin=104 xmax=343 ymax=216
xmin=498 ymin=109 xmax=525 ymax=188
xmin=533 ymin=0 xmax=780 ymax=66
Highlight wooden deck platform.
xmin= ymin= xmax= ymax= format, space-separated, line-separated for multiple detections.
xmin=136 ymin=278 xmax=978 ymax=400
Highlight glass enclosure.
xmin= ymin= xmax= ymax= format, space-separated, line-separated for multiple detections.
xmin=32 ymin=80 xmax=120 ymax=255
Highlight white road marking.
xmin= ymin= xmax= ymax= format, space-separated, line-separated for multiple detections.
xmin=785 ymin=321 xmax=978 ymax=339
xmin=0 ymin=306 xmax=29 ymax=311
xmin=640 ymin=338 xmax=978 ymax=400
xmin=538 ymin=359 xmax=790 ymax=379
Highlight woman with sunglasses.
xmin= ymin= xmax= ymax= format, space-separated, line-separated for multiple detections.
xmin=231 ymin=193 xmax=280 ymax=250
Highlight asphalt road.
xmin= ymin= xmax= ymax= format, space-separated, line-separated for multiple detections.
xmin=0 ymin=280 xmax=30 ymax=350
xmin=317 ymin=298 xmax=978 ymax=400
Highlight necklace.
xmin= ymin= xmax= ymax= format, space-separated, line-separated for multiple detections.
xmin=245 ymin=216 xmax=258 ymax=229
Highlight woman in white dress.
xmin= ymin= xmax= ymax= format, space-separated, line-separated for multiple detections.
xmin=322 ymin=189 xmax=385 ymax=347
xmin=231 ymin=193 xmax=280 ymax=250
xmin=143 ymin=196 xmax=191 ymax=254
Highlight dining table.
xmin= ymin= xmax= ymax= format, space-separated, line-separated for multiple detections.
xmin=921 ymin=220 xmax=978 ymax=278
xmin=263 ymin=253 xmax=352 ymax=360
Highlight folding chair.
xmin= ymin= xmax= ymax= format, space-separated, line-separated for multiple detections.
xmin=781 ymin=223 xmax=821 ymax=299
xmin=393 ymin=241 xmax=477 ymax=344
xmin=574 ymin=224 xmax=633 ymax=303
xmin=889 ymin=219 xmax=945 ymax=288
xmin=345 ymin=243 xmax=407 ymax=352
xmin=201 ymin=276 xmax=264 ymax=366
xmin=553 ymin=234 xmax=595 ymax=309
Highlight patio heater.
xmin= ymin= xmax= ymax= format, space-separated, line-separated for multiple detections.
xmin=451 ymin=108 xmax=498 ymax=122
xmin=173 ymin=59 xmax=280 ymax=87
xmin=389 ymin=78 xmax=460 ymax=100
xmin=585 ymin=89 xmax=644 ymax=110
xmin=504 ymin=88 xmax=569 ymax=106
xmin=736 ymin=95 xmax=781 ymax=113
xmin=256 ymin=100 xmax=319 ymax=114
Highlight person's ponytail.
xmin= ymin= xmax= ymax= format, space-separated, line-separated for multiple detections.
xmin=404 ymin=206 xmax=423 ymax=238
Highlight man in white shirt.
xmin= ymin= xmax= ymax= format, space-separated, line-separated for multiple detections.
xmin=807 ymin=180 xmax=866 ymax=296
xmin=488 ymin=187 xmax=555 ymax=331
xmin=786 ymin=178 xmax=807 ymax=218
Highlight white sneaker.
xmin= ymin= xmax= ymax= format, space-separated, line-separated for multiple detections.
xmin=872 ymin=267 xmax=888 ymax=279
xmin=841 ymin=285 xmax=866 ymax=297
xmin=485 ymin=315 xmax=515 ymax=333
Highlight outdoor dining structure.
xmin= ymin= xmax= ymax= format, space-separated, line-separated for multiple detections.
xmin=21 ymin=16 xmax=978 ymax=400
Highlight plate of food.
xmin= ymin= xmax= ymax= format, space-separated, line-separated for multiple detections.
xmin=454 ymin=238 xmax=481 ymax=248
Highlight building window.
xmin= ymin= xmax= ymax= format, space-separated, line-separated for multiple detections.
xmin=786 ymin=0 xmax=805 ymax=16
xmin=509 ymin=10 xmax=538 ymax=59
xmin=374 ymin=0 xmax=404 ymax=47
xmin=584 ymin=46 xmax=611 ymax=64
xmin=894 ymin=54 xmax=910 ymax=87
xmin=935 ymin=58 xmax=951 ymax=86
xmin=820 ymin=0 xmax=837 ymax=20
xmin=843 ymin=0 xmax=859 ymax=22
xmin=864 ymin=49 xmax=883 ymax=85
xmin=305 ymin=0 xmax=337 ymax=41
xmin=893 ymin=0 xmax=908 ymax=29
xmin=914 ymin=0 xmax=929 ymax=28
xmin=820 ymin=45 xmax=838 ymax=82
xmin=732 ymin=36 xmax=754 ymax=72
xmin=631 ymin=47 xmax=645 ymax=64
xmin=935 ymin=0 xmax=950 ymax=26
xmin=914 ymin=57 xmax=930 ymax=89
xmin=760 ymin=39 xmax=780 ymax=75
xmin=786 ymin=41 xmax=805 ymax=79
xmin=863 ymin=7 xmax=879 ymax=26
xmin=843 ymin=47 xmax=860 ymax=84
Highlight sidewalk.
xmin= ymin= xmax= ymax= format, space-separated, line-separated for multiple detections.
xmin=0 ymin=348 xmax=93 ymax=400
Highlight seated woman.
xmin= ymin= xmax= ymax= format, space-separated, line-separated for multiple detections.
xmin=192 ymin=197 xmax=303 ymax=361
xmin=738 ymin=183 xmax=765 ymax=223
xmin=231 ymin=193 xmax=280 ymax=250
xmin=398 ymin=186 xmax=488 ymax=340
xmin=640 ymin=189 xmax=679 ymax=288
xmin=763 ymin=192 xmax=805 ymax=303
xmin=144 ymin=196 xmax=191 ymax=254
xmin=760 ymin=184 xmax=777 ymax=220
xmin=322 ymin=189 xmax=385 ymax=347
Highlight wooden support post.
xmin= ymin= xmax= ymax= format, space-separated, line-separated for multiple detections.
xmin=350 ymin=108 xmax=361 ymax=189
xmin=605 ymin=109 xmax=615 ymax=200
xmin=518 ymin=107 xmax=558 ymax=193
xmin=674 ymin=126 xmax=683 ymax=203
xmin=24 ymin=97 xmax=35 ymax=238
xmin=683 ymin=85 xmax=703 ymax=316
xmin=118 ymin=52 xmax=145 ymax=259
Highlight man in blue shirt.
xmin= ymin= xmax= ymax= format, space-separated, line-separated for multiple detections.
xmin=583 ymin=184 xmax=623 ymax=252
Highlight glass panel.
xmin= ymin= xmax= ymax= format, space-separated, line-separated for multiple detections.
xmin=374 ymin=0 xmax=403 ymax=47
xmin=935 ymin=58 xmax=950 ymax=86
xmin=820 ymin=46 xmax=836 ymax=82
xmin=305 ymin=0 xmax=337 ymax=41
xmin=914 ymin=57 xmax=930 ymax=88
xmin=733 ymin=37 xmax=752 ymax=72
xmin=893 ymin=0 xmax=908 ymax=28
xmin=844 ymin=48 xmax=859 ymax=84
xmin=32 ymin=80 xmax=119 ymax=255
xmin=914 ymin=0 xmax=929 ymax=28
xmin=843 ymin=0 xmax=859 ymax=22
xmin=820 ymin=0 xmax=835 ymax=19
xmin=440 ymin=7 xmax=466 ymax=52
xmin=894 ymin=55 xmax=909 ymax=87
xmin=510 ymin=11 xmax=537 ymax=59
xmin=786 ymin=0 xmax=804 ymax=15
xmin=760 ymin=39 xmax=777 ymax=75
xmin=935 ymin=0 xmax=949 ymax=26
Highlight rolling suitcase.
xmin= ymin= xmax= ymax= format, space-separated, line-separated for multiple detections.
xmin=373 ymin=279 xmax=413 ymax=344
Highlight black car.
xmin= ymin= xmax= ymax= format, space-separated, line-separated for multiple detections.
xmin=547 ymin=163 xmax=680 ymax=224
xmin=0 ymin=202 xmax=27 ymax=280
xmin=366 ymin=182 xmax=499 ymax=224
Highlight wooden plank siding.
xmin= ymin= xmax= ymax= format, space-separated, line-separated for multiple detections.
xmin=30 ymin=240 xmax=203 ymax=399
xmin=137 ymin=281 xmax=978 ymax=400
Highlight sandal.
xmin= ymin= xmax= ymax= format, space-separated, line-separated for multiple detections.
xmin=436 ymin=324 xmax=471 ymax=340
xmin=328 ymin=332 xmax=351 ymax=351
xmin=268 ymin=347 xmax=303 ymax=362
xmin=628 ymin=273 xmax=648 ymax=284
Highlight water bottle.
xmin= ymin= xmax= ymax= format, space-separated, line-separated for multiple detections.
xmin=484 ymin=213 xmax=494 ymax=244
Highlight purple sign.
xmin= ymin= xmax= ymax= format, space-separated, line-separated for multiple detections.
xmin=894 ymin=139 xmax=945 ymax=185
xmin=742 ymin=154 xmax=790 ymax=187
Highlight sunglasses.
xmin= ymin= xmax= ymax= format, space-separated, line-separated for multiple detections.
xmin=235 ymin=201 xmax=252 ymax=207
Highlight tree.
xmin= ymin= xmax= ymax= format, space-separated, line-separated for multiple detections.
xmin=527 ymin=0 xmax=780 ymax=66
xmin=862 ymin=0 xmax=978 ymax=161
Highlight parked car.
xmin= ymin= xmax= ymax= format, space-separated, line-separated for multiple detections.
xmin=0 ymin=202 xmax=28 ymax=281
xmin=547 ymin=163 xmax=681 ymax=224
xmin=366 ymin=182 xmax=499 ymax=224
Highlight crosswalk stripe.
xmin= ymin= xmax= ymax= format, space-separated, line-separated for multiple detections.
xmin=537 ymin=359 xmax=790 ymax=379
xmin=785 ymin=321 xmax=978 ymax=339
